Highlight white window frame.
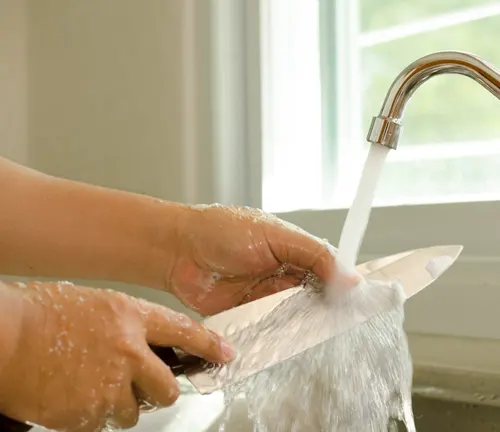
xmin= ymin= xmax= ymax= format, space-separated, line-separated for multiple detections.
xmin=190 ymin=1 xmax=500 ymax=346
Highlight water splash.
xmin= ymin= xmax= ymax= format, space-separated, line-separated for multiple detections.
xmin=192 ymin=143 xmax=413 ymax=431
xmin=212 ymin=279 xmax=415 ymax=431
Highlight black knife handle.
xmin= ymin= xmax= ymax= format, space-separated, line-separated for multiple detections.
xmin=0 ymin=346 xmax=204 ymax=431
xmin=0 ymin=414 xmax=31 ymax=432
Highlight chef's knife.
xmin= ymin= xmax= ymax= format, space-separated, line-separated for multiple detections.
xmin=0 ymin=245 xmax=462 ymax=431
xmin=187 ymin=245 xmax=463 ymax=394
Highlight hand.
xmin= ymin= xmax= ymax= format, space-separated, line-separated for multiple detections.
xmin=167 ymin=205 xmax=358 ymax=316
xmin=0 ymin=282 xmax=233 ymax=432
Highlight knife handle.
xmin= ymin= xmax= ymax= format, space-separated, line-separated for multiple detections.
xmin=0 ymin=414 xmax=31 ymax=432
xmin=0 ymin=346 xmax=204 ymax=431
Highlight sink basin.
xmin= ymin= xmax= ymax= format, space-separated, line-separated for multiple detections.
xmin=411 ymin=394 xmax=500 ymax=432
xmin=122 ymin=387 xmax=500 ymax=432
xmin=30 ymin=378 xmax=248 ymax=432
xmin=30 ymin=392 xmax=500 ymax=432
xmin=116 ymin=378 xmax=251 ymax=432
xmin=31 ymin=366 xmax=500 ymax=431
xmin=410 ymin=365 xmax=500 ymax=432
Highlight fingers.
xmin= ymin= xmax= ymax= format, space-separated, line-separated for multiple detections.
xmin=133 ymin=349 xmax=181 ymax=408
xmin=137 ymin=300 xmax=234 ymax=364
xmin=263 ymin=221 xmax=360 ymax=285
xmin=263 ymin=221 xmax=335 ymax=280
xmin=126 ymin=300 xmax=235 ymax=412
xmin=107 ymin=385 xmax=140 ymax=430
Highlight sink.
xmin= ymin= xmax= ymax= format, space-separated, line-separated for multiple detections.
xmin=30 ymin=366 xmax=500 ymax=431
xmin=113 ymin=390 xmax=500 ymax=432
xmin=30 ymin=378 xmax=244 ymax=432
xmin=410 ymin=365 xmax=500 ymax=432
xmin=117 ymin=379 xmax=252 ymax=432
xmin=411 ymin=393 xmax=500 ymax=432
xmin=127 ymin=365 xmax=500 ymax=432
xmin=31 ymin=392 xmax=500 ymax=432
xmin=123 ymin=389 xmax=500 ymax=432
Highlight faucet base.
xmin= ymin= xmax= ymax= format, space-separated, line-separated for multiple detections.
xmin=367 ymin=116 xmax=402 ymax=150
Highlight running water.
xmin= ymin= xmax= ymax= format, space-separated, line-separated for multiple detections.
xmin=215 ymin=143 xmax=415 ymax=431
xmin=337 ymin=144 xmax=391 ymax=271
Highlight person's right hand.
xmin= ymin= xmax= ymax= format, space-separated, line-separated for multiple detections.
xmin=0 ymin=281 xmax=233 ymax=432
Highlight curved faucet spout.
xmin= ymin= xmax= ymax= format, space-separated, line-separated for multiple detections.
xmin=367 ymin=51 xmax=500 ymax=149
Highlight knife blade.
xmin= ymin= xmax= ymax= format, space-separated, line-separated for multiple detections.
xmin=187 ymin=245 xmax=463 ymax=394
xmin=0 ymin=245 xmax=463 ymax=430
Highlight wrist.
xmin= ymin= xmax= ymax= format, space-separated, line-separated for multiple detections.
xmin=132 ymin=199 xmax=189 ymax=291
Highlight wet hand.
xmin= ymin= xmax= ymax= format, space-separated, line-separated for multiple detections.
xmin=167 ymin=205 xmax=358 ymax=316
xmin=0 ymin=282 xmax=233 ymax=432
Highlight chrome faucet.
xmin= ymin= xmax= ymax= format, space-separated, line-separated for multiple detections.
xmin=367 ymin=51 xmax=500 ymax=150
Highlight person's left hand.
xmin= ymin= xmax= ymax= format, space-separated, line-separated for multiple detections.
xmin=164 ymin=205 xmax=358 ymax=316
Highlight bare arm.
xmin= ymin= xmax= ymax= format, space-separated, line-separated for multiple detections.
xmin=0 ymin=157 xmax=350 ymax=315
xmin=0 ymin=283 xmax=23 ymax=375
xmin=0 ymin=157 xmax=179 ymax=289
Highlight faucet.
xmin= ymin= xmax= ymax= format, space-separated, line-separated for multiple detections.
xmin=367 ymin=51 xmax=500 ymax=150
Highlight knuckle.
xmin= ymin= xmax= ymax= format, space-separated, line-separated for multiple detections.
xmin=150 ymin=378 xmax=181 ymax=407
xmin=312 ymin=241 xmax=331 ymax=264
xmin=108 ymin=291 xmax=135 ymax=314
xmin=173 ymin=310 xmax=196 ymax=329
xmin=202 ymin=328 xmax=223 ymax=359
xmin=117 ymin=407 xmax=140 ymax=429
xmin=115 ymin=336 xmax=147 ymax=365
xmin=164 ymin=382 xmax=181 ymax=406
xmin=125 ymin=343 xmax=146 ymax=363
xmin=209 ymin=331 xmax=221 ymax=354
xmin=129 ymin=413 xmax=140 ymax=428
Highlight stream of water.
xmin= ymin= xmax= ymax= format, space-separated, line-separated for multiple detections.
xmin=216 ymin=143 xmax=415 ymax=431
xmin=337 ymin=144 xmax=391 ymax=271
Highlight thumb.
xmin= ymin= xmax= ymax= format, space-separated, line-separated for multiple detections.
xmin=264 ymin=220 xmax=336 ymax=281
xmin=263 ymin=221 xmax=360 ymax=285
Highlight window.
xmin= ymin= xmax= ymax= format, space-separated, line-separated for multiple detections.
xmin=190 ymin=1 xmax=500 ymax=341
xmin=261 ymin=0 xmax=500 ymax=212
xmin=246 ymin=0 xmax=500 ymax=341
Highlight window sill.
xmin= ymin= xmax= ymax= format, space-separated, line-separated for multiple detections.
xmin=276 ymin=200 xmax=500 ymax=340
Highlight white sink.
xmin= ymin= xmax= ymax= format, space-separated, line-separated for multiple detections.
xmin=126 ymin=381 xmax=251 ymax=432
xmin=31 ymin=378 xmax=251 ymax=432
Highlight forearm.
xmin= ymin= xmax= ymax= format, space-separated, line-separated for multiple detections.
xmin=0 ymin=157 xmax=182 ymax=289
xmin=0 ymin=282 xmax=23 ymax=378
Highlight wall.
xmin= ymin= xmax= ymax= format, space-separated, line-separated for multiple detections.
xmin=1 ymin=0 xmax=252 ymax=316
xmin=27 ymin=0 xmax=227 ymax=204
xmin=1 ymin=0 xmax=223 ymax=315
xmin=27 ymin=0 xmax=188 ymax=200
xmin=0 ymin=0 xmax=28 ymax=164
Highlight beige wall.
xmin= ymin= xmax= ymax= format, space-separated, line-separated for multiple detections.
xmin=0 ymin=0 xmax=209 ymax=314
xmin=0 ymin=0 xmax=28 ymax=164
xmin=27 ymin=0 xmax=188 ymax=201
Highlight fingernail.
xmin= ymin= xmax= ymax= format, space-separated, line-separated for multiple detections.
xmin=208 ymin=329 xmax=235 ymax=361
xmin=220 ymin=339 xmax=235 ymax=361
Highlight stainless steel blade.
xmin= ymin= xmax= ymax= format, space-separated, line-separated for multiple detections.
xmin=362 ymin=245 xmax=462 ymax=298
xmin=186 ymin=245 xmax=463 ymax=394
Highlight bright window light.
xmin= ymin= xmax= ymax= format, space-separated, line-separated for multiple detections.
xmin=261 ymin=0 xmax=323 ymax=212
xmin=262 ymin=0 xmax=500 ymax=213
